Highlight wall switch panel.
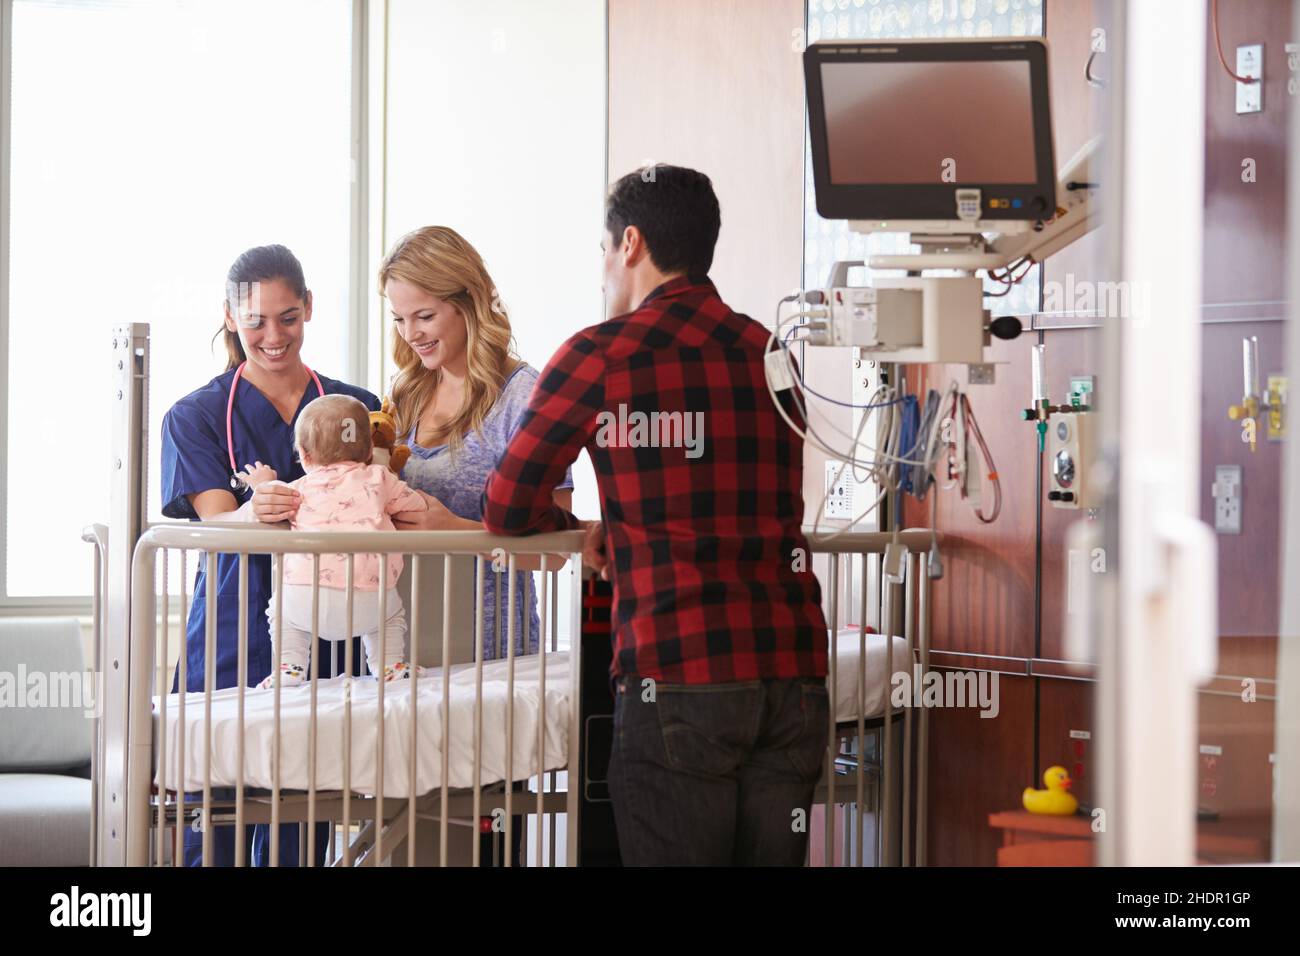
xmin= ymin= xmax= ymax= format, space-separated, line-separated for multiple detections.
xmin=1213 ymin=465 xmax=1242 ymax=534
xmin=1236 ymin=44 xmax=1263 ymax=114
xmin=824 ymin=461 xmax=853 ymax=519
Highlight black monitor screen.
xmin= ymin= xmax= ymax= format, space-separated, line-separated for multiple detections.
xmin=803 ymin=40 xmax=1055 ymax=222
xmin=821 ymin=59 xmax=1037 ymax=186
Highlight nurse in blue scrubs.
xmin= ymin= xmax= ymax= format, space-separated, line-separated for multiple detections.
xmin=160 ymin=244 xmax=380 ymax=866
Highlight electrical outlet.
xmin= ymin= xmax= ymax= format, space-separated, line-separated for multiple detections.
xmin=824 ymin=461 xmax=853 ymax=519
xmin=1236 ymin=44 xmax=1263 ymax=114
xmin=1212 ymin=465 xmax=1242 ymax=534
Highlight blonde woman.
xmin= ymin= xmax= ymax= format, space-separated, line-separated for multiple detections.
xmin=384 ymin=226 xmax=573 ymax=658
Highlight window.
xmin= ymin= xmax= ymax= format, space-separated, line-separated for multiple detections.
xmin=3 ymin=0 xmax=354 ymax=600
xmin=382 ymin=0 xmax=607 ymax=652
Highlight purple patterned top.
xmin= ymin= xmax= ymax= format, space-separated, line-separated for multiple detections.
xmin=399 ymin=364 xmax=574 ymax=658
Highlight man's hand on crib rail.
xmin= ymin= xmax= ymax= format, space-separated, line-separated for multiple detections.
xmin=582 ymin=520 xmax=609 ymax=581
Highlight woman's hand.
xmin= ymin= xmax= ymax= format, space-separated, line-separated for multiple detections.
xmin=392 ymin=490 xmax=475 ymax=531
xmin=250 ymin=480 xmax=301 ymax=524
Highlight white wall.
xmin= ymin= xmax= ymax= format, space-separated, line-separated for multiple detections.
xmin=382 ymin=0 xmax=607 ymax=522
xmin=607 ymin=0 xmax=807 ymax=327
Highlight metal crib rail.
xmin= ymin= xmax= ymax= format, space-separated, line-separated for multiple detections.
xmin=806 ymin=529 xmax=935 ymax=867
xmin=80 ymin=523 xmax=109 ymax=869
xmin=124 ymin=525 xmax=586 ymax=868
xmin=109 ymin=523 xmax=934 ymax=867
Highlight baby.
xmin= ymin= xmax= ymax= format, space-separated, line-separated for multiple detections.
xmin=241 ymin=394 xmax=427 ymax=688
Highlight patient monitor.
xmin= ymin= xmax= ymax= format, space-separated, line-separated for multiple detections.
xmin=800 ymin=39 xmax=1099 ymax=364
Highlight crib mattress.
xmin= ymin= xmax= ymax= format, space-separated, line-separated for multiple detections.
xmin=152 ymin=629 xmax=911 ymax=797
xmin=153 ymin=652 xmax=569 ymax=798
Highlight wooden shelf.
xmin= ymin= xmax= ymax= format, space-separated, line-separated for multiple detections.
xmin=988 ymin=809 xmax=1272 ymax=866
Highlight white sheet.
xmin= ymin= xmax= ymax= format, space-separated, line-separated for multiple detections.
xmin=829 ymin=628 xmax=912 ymax=725
xmin=152 ymin=628 xmax=912 ymax=797
xmin=154 ymin=653 xmax=570 ymax=798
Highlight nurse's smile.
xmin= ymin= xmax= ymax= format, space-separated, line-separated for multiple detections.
xmin=223 ymin=276 xmax=312 ymax=378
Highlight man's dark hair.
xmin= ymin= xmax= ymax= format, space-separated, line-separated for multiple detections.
xmin=604 ymin=164 xmax=721 ymax=277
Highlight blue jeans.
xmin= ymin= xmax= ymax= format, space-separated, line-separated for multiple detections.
xmin=607 ymin=675 xmax=828 ymax=866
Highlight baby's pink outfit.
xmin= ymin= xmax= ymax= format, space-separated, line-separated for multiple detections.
xmin=260 ymin=461 xmax=427 ymax=688
xmin=282 ymin=461 xmax=426 ymax=589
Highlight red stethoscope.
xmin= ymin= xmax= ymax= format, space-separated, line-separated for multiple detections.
xmin=226 ymin=360 xmax=325 ymax=492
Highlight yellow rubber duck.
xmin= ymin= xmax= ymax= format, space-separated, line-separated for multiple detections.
xmin=1022 ymin=765 xmax=1079 ymax=816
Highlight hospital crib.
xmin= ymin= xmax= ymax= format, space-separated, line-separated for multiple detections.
xmin=82 ymin=522 xmax=935 ymax=867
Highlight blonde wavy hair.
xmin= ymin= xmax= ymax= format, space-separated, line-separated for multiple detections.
xmin=379 ymin=226 xmax=519 ymax=455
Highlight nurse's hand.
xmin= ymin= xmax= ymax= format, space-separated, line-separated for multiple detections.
xmin=250 ymin=481 xmax=301 ymax=523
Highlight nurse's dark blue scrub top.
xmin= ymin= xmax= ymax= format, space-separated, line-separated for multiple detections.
xmin=161 ymin=366 xmax=380 ymax=692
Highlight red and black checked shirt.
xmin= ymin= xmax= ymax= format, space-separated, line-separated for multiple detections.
xmin=482 ymin=276 xmax=828 ymax=685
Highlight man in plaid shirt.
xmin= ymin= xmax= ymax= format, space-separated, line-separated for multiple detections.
xmin=482 ymin=165 xmax=828 ymax=865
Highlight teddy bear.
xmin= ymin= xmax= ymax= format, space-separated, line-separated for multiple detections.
xmin=369 ymin=398 xmax=411 ymax=475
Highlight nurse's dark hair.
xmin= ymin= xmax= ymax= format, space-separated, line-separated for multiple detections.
xmin=604 ymin=164 xmax=721 ymax=276
xmin=214 ymin=244 xmax=310 ymax=371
